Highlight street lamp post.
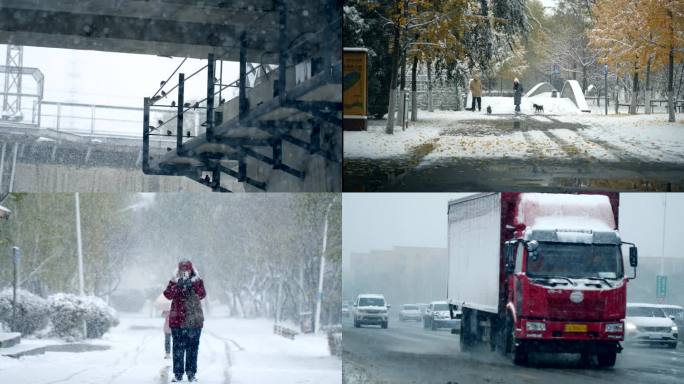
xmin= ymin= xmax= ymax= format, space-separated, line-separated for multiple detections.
xmin=74 ymin=193 xmax=87 ymax=338
xmin=11 ymin=246 xmax=20 ymax=332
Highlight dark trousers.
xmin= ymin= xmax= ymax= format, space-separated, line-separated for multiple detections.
xmin=171 ymin=328 xmax=202 ymax=378
xmin=471 ymin=96 xmax=481 ymax=111
xmin=165 ymin=333 xmax=171 ymax=354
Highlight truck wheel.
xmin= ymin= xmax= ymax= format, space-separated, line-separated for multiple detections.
xmin=381 ymin=321 xmax=388 ymax=329
xmin=460 ymin=310 xmax=472 ymax=351
xmin=512 ymin=345 xmax=528 ymax=366
xmin=506 ymin=315 xmax=527 ymax=365
xmin=597 ymin=351 xmax=616 ymax=367
xmin=667 ymin=342 xmax=677 ymax=349
xmin=431 ymin=321 xmax=437 ymax=331
xmin=354 ymin=319 xmax=360 ymax=328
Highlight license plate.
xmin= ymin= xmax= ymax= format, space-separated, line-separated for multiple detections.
xmin=648 ymin=335 xmax=662 ymax=340
xmin=564 ymin=324 xmax=587 ymax=333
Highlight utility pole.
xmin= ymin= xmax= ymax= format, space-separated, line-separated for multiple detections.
xmin=314 ymin=200 xmax=334 ymax=334
xmin=74 ymin=193 xmax=87 ymax=338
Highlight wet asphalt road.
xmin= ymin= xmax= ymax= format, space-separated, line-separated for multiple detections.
xmin=342 ymin=316 xmax=684 ymax=384
xmin=343 ymin=157 xmax=684 ymax=192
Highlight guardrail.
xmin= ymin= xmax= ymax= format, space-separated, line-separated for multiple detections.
xmin=273 ymin=324 xmax=298 ymax=340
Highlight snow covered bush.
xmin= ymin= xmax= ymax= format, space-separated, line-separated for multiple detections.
xmin=48 ymin=293 xmax=119 ymax=340
xmin=0 ymin=288 xmax=50 ymax=335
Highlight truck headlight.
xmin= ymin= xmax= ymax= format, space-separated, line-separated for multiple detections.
xmin=605 ymin=323 xmax=623 ymax=333
xmin=625 ymin=322 xmax=637 ymax=331
xmin=526 ymin=322 xmax=546 ymax=331
xmin=672 ymin=325 xmax=678 ymax=333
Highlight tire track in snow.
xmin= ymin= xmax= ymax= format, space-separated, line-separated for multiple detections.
xmin=107 ymin=331 xmax=152 ymax=384
xmin=43 ymin=368 xmax=92 ymax=384
xmin=202 ymin=330 xmax=234 ymax=384
xmin=544 ymin=116 xmax=646 ymax=163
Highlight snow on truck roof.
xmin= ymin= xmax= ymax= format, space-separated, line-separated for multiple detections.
xmin=517 ymin=193 xmax=615 ymax=231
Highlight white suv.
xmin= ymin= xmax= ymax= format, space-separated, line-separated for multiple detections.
xmin=354 ymin=294 xmax=390 ymax=329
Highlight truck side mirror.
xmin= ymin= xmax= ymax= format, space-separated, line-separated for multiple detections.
xmin=527 ymin=240 xmax=539 ymax=261
xmin=504 ymin=241 xmax=516 ymax=274
xmin=629 ymin=247 xmax=638 ymax=267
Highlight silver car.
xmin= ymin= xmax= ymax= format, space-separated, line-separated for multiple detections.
xmin=399 ymin=304 xmax=422 ymax=321
xmin=423 ymin=301 xmax=460 ymax=331
xmin=625 ymin=303 xmax=678 ymax=348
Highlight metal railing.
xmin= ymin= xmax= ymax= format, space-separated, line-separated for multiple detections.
xmin=34 ymin=101 xmax=201 ymax=142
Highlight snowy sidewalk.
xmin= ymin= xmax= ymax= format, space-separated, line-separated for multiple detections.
xmin=344 ymin=109 xmax=684 ymax=165
xmin=207 ymin=319 xmax=341 ymax=384
xmin=0 ymin=315 xmax=340 ymax=384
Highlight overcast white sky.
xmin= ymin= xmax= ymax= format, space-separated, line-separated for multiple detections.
xmin=343 ymin=193 xmax=684 ymax=260
xmin=0 ymin=45 xmax=240 ymax=108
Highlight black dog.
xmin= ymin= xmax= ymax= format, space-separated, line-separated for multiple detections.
xmin=533 ymin=103 xmax=544 ymax=113
xmin=486 ymin=105 xmax=492 ymax=114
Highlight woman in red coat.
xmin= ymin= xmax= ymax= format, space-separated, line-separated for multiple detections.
xmin=164 ymin=259 xmax=206 ymax=382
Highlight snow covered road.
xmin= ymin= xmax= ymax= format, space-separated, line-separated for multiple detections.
xmin=344 ymin=109 xmax=684 ymax=191
xmin=0 ymin=316 xmax=340 ymax=384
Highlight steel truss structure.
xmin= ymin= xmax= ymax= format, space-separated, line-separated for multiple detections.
xmin=142 ymin=0 xmax=341 ymax=192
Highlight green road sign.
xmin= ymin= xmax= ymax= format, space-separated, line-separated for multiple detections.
xmin=656 ymin=275 xmax=667 ymax=298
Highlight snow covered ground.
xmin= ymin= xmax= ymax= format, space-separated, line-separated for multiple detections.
xmin=0 ymin=315 xmax=340 ymax=384
xmin=345 ymin=102 xmax=684 ymax=166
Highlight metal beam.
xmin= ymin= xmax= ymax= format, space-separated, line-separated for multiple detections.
xmin=206 ymin=54 xmax=215 ymax=142
xmin=142 ymin=97 xmax=150 ymax=172
xmin=277 ymin=0 xmax=287 ymax=102
xmin=176 ymin=73 xmax=184 ymax=155
xmin=239 ymin=31 xmax=248 ymax=120
xmin=218 ymin=163 xmax=266 ymax=191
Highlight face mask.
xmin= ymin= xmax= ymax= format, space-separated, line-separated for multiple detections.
xmin=181 ymin=271 xmax=190 ymax=279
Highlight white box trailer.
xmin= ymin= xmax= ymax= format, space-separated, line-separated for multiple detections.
xmin=447 ymin=193 xmax=501 ymax=314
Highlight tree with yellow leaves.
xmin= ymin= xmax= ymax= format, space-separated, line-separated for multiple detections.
xmin=590 ymin=0 xmax=683 ymax=120
xmin=637 ymin=0 xmax=684 ymax=122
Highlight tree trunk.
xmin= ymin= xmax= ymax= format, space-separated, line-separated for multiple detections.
xmin=398 ymin=53 xmax=407 ymax=130
xmin=385 ymin=17 xmax=401 ymax=134
xmin=630 ymin=68 xmax=639 ymax=115
xmin=668 ymin=46 xmax=675 ymax=122
xmin=427 ymin=61 xmax=433 ymax=112
xmin=411 ymin=56 xmax=418 ymax=121
xmin=675 ymin=62 xmax=684 ymax=101
xmin=582 ymin=65 xmax=587 ymax=93
xmin=645 ymin=57 xmax=652 ymax=114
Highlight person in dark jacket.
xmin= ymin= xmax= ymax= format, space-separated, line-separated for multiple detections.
xmin=164 ymin=259 xmax=206 ymax=382
xmin=513 ymin=77 xmax=524 ymax=113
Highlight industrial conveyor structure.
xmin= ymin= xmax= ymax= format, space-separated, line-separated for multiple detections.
xmin=142 ymin=1 xmax=341 ymax=192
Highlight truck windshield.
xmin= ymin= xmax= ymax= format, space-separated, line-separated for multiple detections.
xmin=359 ymin=298 xmax=385 ymax=306
xmin=433 ymin=304 xmax=449 ymax=311
xmin=403 ymin=305 xmax=418 ymax=310
xmin=526 ymin=242 xmax=623 ymax=279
